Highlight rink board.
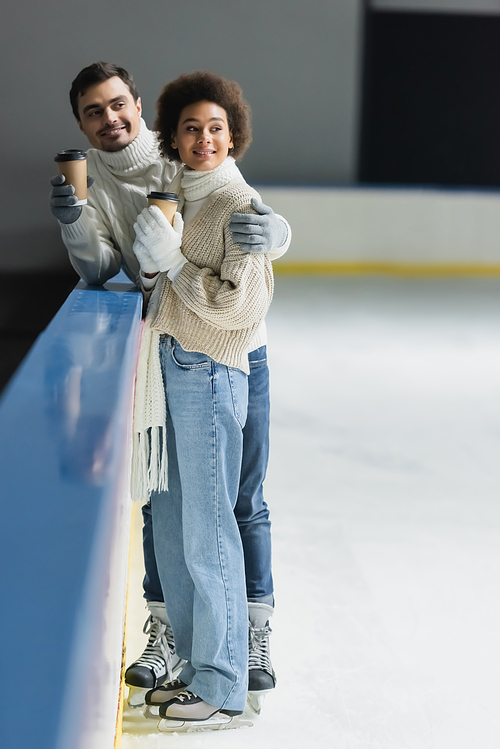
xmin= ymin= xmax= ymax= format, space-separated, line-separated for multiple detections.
xmin=258 ymin=184 xmax=500 ymax=273
xmin=0 ymin=273 xmax=142 ymax=749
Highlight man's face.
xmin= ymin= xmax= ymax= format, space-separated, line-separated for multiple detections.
xmin=77 ymin=76 xmax=142 ymax=151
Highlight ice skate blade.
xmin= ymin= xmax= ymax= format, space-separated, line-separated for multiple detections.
xmin=127 ymin=686 xmax=148 ymax=708
xmin=143 ymin=704 xmax=160 ymax=719
xmin=247 ymin=689 xmax=272 ymax=715
xmin=158 ymin=713 xmax=253 ymax=733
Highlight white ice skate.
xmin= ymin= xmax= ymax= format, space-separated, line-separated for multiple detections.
xmin=125 ymin=614 xmax=184 ymax=708
xmin=157 ymin=690 xmax=253 ymax=733
xmin=247 ymin=602 xmax=276 ymax=715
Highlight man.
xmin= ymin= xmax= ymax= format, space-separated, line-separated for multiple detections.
xmin=50 ymin=61 xmax=289 ymax=714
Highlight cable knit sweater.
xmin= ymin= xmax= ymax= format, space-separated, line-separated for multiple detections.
xmin=149 ymin=180 xmax=274 ymax=374
xmin=60 ymin=119 xmax=178 ymax=285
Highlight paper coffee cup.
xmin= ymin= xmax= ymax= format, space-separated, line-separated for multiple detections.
xmin=147 ymin=191 xmax=179 ymax=225
xmin=55 ymin=150 xmax=88 ymax=205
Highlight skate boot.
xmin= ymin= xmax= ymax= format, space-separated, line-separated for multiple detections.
xmin=125 ymin=614 xmax=183 ymax=708
xmin=143 ymin=678 xmax=188 ymax=718
xmin=247 ymin=602 xmax=276 ymax=714
xmin=157 ymin=690 xmax=252 ymax=733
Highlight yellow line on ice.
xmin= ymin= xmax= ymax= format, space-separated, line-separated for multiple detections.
xmin=273 ymin=261 xmax=500 ymax=277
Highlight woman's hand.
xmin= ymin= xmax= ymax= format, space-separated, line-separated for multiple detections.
xmin=133 ymin=206 xmax=185 ymax=272
xmin=132 ymin=237 xmax=160 ymax=276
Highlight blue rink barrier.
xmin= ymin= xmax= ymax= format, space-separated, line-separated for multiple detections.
xmin=0 ymin=272 xmax=143 ymax=749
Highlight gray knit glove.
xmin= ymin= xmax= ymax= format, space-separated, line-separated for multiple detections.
xmin=229 ymin=198 xmax=287 ymax=253
xmin=49 ymin=174 xmax=94 ymax=224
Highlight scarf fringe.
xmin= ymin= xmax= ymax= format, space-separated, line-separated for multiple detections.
xmin=130 ymin=313 xmax=168 ymax=502
xmin=131 ymin=426 xmax=169 ymax=502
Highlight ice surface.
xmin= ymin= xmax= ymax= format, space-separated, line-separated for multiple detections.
xmin=122 ymin=277 xmax=500 ymax=748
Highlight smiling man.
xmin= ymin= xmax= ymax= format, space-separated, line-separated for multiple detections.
xmin=50 ymin=61 xmax=288 ymax=713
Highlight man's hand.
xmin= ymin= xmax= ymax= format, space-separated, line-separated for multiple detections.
xmin=133 ymin=206 xmax=184 ymax=272
xmin=229 ymin=198 xmax=287 ymax=254
xmin=49 ymin=174 xmax=94 ymax=224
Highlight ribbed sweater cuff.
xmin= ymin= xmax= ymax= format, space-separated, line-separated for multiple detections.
xmin=167 ymin=255 xmax=188 ymax=282
xmin=268 ymin=215 xmax=291 ymax=261
xmin=60 ymin=210 xmax=91 ymax=241
xmin=140 ymin=271 xmax=160 ymax=290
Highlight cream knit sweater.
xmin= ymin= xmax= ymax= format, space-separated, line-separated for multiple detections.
xmin=149 ymin=180 xmax=274 ymax=375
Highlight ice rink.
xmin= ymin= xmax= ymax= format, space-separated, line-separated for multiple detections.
xmin=121 ymin=276 xmax=500 ymax=748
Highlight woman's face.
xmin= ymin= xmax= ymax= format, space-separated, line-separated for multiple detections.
xmin=171 ymin=100 xmax=234 ymax=171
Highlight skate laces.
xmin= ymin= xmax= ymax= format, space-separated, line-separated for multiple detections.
xmin=136 ymin=615 xmax=174 ymax=679
xmin=176 ymin=690 xmax=198 ymax=702
xmin=144 ymin=615 xmax=170 ymax=658
xmin=168 ymin=678 xmax=185 ymax=689
xmin=143 ymin=615 xmax=173 ymax=645
xmin=163 ymin=623 xmax=176 ymax=652
xmin=248 ymin=622 xmax=273 ymax=673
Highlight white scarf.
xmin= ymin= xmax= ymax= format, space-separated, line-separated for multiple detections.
xmin=168 ymin=156 xmax=245 ymax=211
xmin=130 ymin=287 xmax=168 ymax=502
xmin=130 ymin=157 xmax=243 ymax=501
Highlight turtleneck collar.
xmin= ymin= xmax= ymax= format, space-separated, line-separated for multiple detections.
xmin=95 ymin=118 xmax=159 ymax=175
xmin=168 ymin=157 xmax=245 ymax=210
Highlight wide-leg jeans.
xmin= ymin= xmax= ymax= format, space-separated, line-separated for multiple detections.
xmin=142 ymin=345 xmax=274 ymax=603
xmin=150 ymin=335 xmax=249 ymax=711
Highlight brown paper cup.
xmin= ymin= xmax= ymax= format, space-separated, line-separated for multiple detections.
xmin=55 ymin=150 xmax=87 ymax=205
xmin=147 ymin=192 xmax=179 ymax=225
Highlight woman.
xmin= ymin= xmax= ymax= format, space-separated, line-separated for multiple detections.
xmin=131 ymin=71 xmax=274 ymax=729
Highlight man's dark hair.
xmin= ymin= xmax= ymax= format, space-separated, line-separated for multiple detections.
xmin=155 ymin=71 xmax=252 ymax=162
xmin=69 ymin=61 xmax=139 ymax=120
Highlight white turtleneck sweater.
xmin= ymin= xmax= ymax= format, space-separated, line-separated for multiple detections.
xmin=60 ymin=119 xmax=178 ymax=286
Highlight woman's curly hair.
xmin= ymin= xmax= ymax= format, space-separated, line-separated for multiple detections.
xmin=155 ymin=71 xmax=252 ymax=162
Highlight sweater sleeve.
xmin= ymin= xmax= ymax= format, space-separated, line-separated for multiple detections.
xmin=171 ymin=203 xmax=274 ymax=331
xmin=60 ymin=203 xmax=122 ymax=286
xmin=268 ymin=214 xmax=291 ymax=261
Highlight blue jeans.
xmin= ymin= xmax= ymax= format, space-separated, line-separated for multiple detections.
xmin=236 ymin=346 xmax=273 ymax=600
xmin=150 ymin=336 xmax=249 ymax=710
xmin=142 ymin=345 xmax=273 ymax=603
